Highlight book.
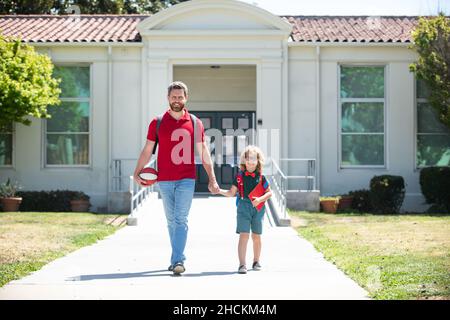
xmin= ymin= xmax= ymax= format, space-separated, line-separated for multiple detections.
xmin=248 ymin=179 xmax=267 ymax=211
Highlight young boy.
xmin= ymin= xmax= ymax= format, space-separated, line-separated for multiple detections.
xmin=218 ymin=145 xmax=272 ymax=274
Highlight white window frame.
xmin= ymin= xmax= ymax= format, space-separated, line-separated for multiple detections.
xmin=338 ymin=63 xmax=387 ymax=169
xmin=43 ymin=63 xmax=93 ymax=169
xmin=0 ymin=122 xmax=15 ymax=168
xmin=414 ymin=79 xmax=450 ymax=169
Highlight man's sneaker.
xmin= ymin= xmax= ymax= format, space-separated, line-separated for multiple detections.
xmin=168 ymin=265 xmax=174 ymax=272
xmin=252 ymin=261 xmax=262 ymax=271
xmin=238 ymin=265 xmax=247 ymax=274
xmin=173 ymin=262 xmax=185 ymax=275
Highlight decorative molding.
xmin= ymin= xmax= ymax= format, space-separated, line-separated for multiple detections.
xmin=137 ymin=0 xmax=292 ymax=34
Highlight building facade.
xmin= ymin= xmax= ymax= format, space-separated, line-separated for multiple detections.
xmin=1 ymin=0 xmax=449 ymax=213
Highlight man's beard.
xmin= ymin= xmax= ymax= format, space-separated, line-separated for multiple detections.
xmin=169 ymin=102 xmax=185 ymax=112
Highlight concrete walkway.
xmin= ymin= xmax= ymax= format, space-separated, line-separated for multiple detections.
xmin=0 ymin=197 xmax=369 ymax=300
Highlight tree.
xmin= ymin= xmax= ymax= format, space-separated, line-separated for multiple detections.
xmin=410 ymin=13 xmax=450 ymax=128
xmin=0 ymin=0 xmax=55 ymax=14
xmin=0 ymin=0 xmax=191 ymax=14
xmin=0 ymin=34 xmax=61 ymax=131
xmin=123 ymin=0 xmax=189 ymax=14
xmin=55 ymin=0 xmax=124 ymax=14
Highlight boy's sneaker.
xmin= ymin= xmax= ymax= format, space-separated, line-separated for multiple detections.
xmin=173 ymin=262 xmax=185 ymax=275
xmin=238 ymin=265 xmax=247 ymax=274
xmin=168 ymin=265 xmax=174 ymax=272
xmin=252 ymin=261 xmax=262 ymax=271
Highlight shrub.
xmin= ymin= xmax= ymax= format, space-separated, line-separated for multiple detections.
xmin=16 ymin=190 xmax=80 ymax=212
xmin=419 ymin=166 xmax=450 ymax=212
xmin=71 ymin=191 xmax=90 ymax=201
xmin=0 ymin=178 xmax=21 ymax=198
xmin=348 ymin=189 xmax=372 ymax=212
xmin=369 ymin=175 xmax=405 ymax=214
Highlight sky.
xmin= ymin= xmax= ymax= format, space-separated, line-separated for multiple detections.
xmin=239 ymin=0 xmax=450 ymax=16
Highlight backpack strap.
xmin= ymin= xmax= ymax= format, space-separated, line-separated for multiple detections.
xmin=156 ymin=115 xmax=163 ymax=137
xmin=237 ymin=170 xmax=244 ymax=200
xmin=235 ymin=170 xmax=244 ymax=207
xmin=152 ymin=115 xmax=163 ymax=171
xmin=152 ymin=115 xmax=163 ymax=155
xmin=190 ymin=113 xmax=199 ymax=143
xmin=262 ymin=174 xmax=269 ymax=190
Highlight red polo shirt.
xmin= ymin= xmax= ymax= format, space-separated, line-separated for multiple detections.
xmin=147 ymin=109 xmax=205 ymax=181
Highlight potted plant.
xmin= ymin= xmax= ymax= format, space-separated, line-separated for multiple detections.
xmin=338 ymin=194 xmax=354 ymax=211
xmin=320 ymin=196 xmax=339 ymax=213
xmin=0 ymin=178 xmax=22 ymax=212
xmin=70 ymin=191 xmax=91 ymax=212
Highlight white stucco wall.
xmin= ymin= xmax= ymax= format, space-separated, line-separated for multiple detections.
xmin=0 ymin=46 xmax=142 ymax=212
xmin=287 ymin=46 xmax=318 ymax=190
xmin=110 ymin=48 xmax=143 ymax=194
xmin=288 ymin=45 xmax=428 ymax=212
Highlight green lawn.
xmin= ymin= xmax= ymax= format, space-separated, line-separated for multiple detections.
xmin=0 ymin=211 xmax=127 ymax=287
xmin=289 ymin=211 xmax=450 ymax=300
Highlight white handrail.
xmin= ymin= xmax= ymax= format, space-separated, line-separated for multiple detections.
xmin=267 ymin=158 xmax=318 ymax=222
xmin=279 ymin=158 xmax=317 ymax=191
xmin=128 ymin=159 xmax=157 ymax=219
xmin=268 ymin=158 xmax=287 ymax=221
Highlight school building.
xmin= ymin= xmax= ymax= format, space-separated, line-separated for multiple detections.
xmin=1 ymin=0 xmax=449 ymax=213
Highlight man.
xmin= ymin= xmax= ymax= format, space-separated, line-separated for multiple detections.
xmin=133 ymin=81 xmax=219 ymax=275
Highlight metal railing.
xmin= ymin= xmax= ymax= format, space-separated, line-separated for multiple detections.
xmin=268 ymin=159 xmax=288 ymax=220
xmin=111 ymin=158 xmax=138 ymax=192
xmin=111 ymin=158 xmax=157 ymax=221
xmin=267 ymin=158 xmax=317 ymax=221
xmin=280 ymin=158 xmax=317 ymax=191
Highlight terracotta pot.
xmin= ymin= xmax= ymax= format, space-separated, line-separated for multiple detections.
xmin=70 ymin=200 xmax=90 ymax=212
xmin=320 ymin=199 xmax=338 ymax=213
xmin=338 ymin=196 xmax=353 ymax=210
xmin=1 ymin=197 xmax=22 ymax=212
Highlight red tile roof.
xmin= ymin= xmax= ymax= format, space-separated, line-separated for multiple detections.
xmin=0 ymin=15 xmax=147 ymax=42
xmin=283 ymin=16 xmax=420 ymax=43
xmin=0 ymin=14 xmax=423 ymax=43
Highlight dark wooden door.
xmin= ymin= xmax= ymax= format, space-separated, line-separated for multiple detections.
xmin=192 ymin=111 xmax=255 ymax=192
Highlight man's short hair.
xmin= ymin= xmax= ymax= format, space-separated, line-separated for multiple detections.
xmin=168 ymin=81 xmax=188 ymax=96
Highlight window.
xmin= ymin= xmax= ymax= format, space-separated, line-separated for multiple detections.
xmin=416 ymin=80 xmax=450 ymax=167
xmin=45 ymin=66 xmax=90 ymax=166
xmin=340 ymin=65 xmax=385 ymax=167
xmin=0 ymin=123 xmax=13 ymax=166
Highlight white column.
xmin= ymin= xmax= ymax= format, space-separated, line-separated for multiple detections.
xmin=144 ymin=57 xmax=170 ymax=145
xmin=259 ymin=58 xmax=283 ymax=169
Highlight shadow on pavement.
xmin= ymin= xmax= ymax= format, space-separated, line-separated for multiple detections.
xmin=68 ymin=270 xmax=238 ymax=281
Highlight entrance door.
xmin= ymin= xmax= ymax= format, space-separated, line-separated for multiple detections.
xmin=191 ymin=111 xmax=255 ymax=192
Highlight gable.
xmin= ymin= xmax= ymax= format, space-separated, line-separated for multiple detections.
xmin=137 ymin=0 xmax=292 ymax=35
xmin=156 ymin=8 xmax=277 ymax=30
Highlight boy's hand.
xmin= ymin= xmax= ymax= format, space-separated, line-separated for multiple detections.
xmin=251 ymin=197 xmax=262 ymax=207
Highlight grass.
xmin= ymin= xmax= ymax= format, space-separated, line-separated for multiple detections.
xmin=289 ymin=211 xmax=450 ymax=300
xmin=0 ymin=211 xmax=127 ymax=287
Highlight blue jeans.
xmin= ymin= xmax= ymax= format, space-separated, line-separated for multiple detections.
xmin=158 ymin=178 xmax=195 ymax=266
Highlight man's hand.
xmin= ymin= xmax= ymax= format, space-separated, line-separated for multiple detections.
xmin=208 ymin=179 xmax=220 ymax=194
xmin=133 ymin=173 xmax=148 ymax=188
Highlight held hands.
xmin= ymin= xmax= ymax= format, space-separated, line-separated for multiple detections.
xmin=208 ymin=178 xmax=220 ymax=194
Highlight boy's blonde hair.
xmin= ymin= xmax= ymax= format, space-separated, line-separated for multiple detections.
xmin=239 ymin=145 xmax=265 ymax=173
